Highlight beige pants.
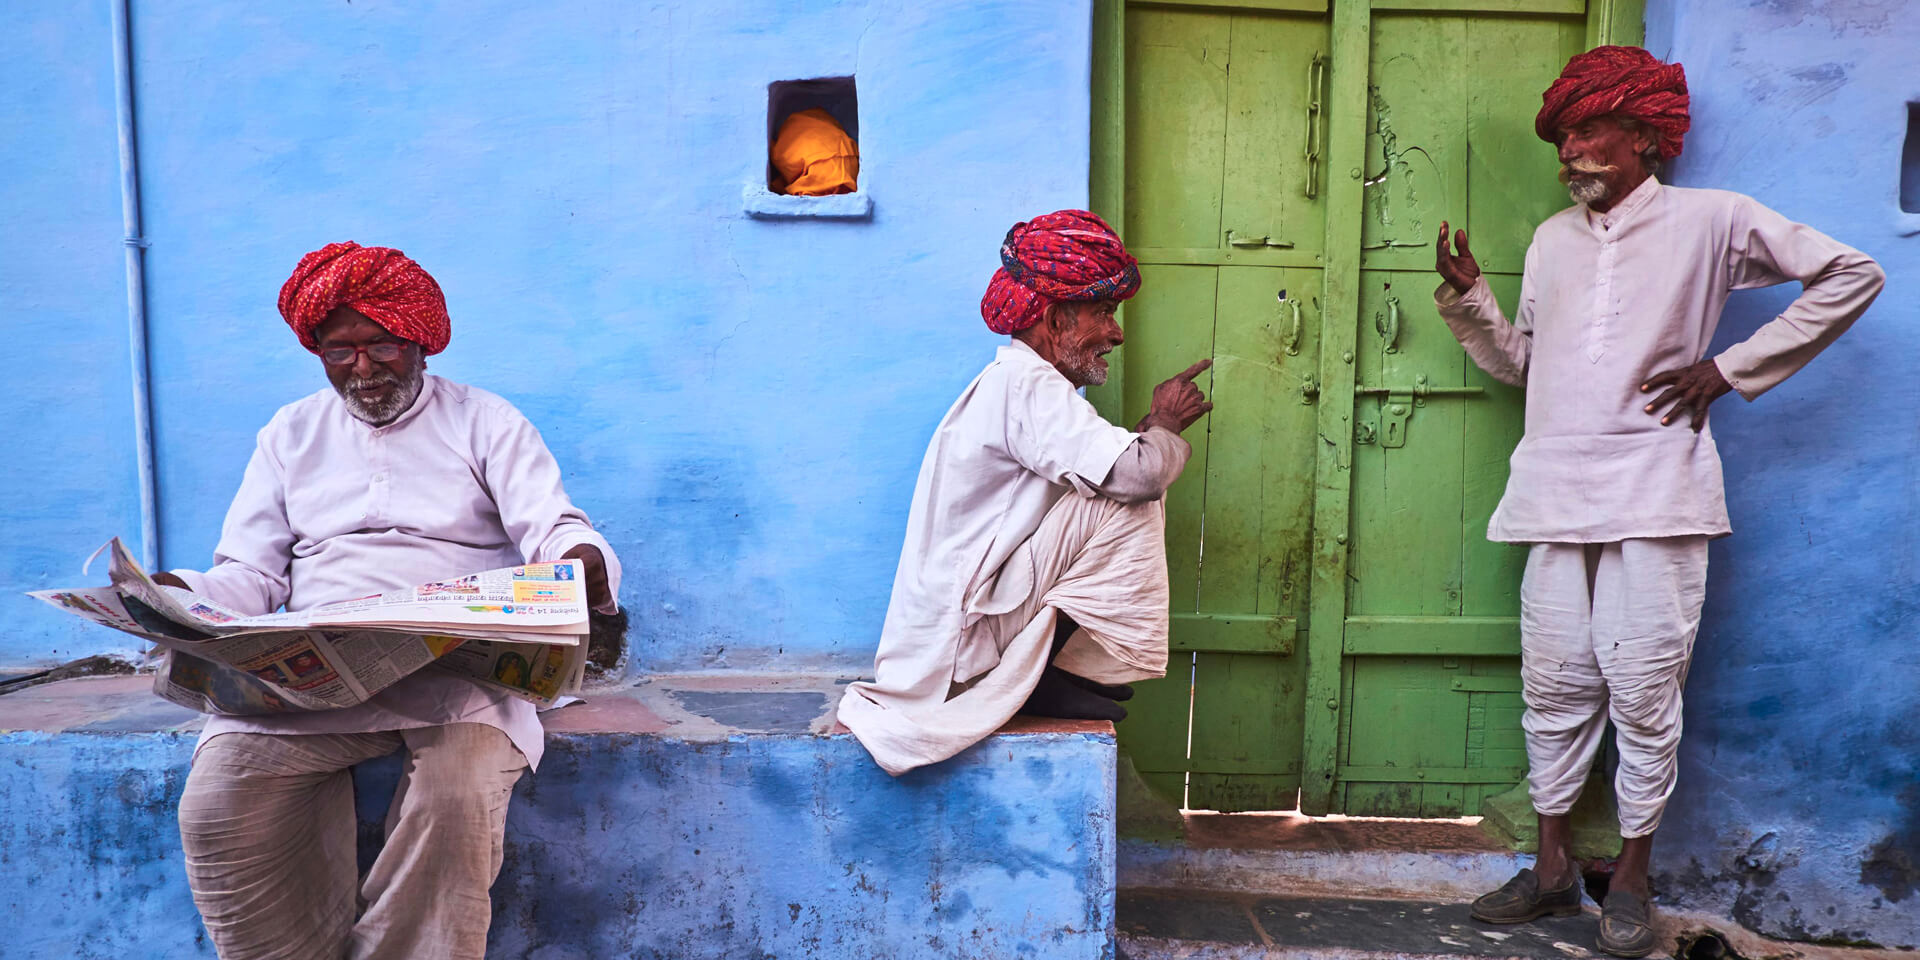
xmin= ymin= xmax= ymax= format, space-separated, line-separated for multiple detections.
xmin=177 ymin=723 xmax=528 ymax=960
xmin=841 ymin=493 xmax=1171 ymax=775
xmin=1519 ymin=537 xmax=1708 ymax=838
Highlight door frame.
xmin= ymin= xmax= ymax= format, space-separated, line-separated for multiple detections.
xmin=1089 ymin=0 xmax=1645 ymax=814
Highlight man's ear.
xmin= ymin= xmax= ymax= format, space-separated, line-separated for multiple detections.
xmin=1045 ymin=301 xmax=1076 ymax=333
xmin=1629 ymin=125 xmax=1657 ymax=158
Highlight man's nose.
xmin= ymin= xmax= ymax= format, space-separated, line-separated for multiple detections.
xmin=1557 ymin=139 xmax=1579 ymax=164
xmin=351 ymin=352 xmax=375 ymax=378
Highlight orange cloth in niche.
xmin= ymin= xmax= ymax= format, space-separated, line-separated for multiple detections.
xmin=772 ymin=108 xmax=859 ymax=196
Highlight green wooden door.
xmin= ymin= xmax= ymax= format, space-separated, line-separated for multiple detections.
xmin=1091 ymin=0 xmax=1641 ymax=815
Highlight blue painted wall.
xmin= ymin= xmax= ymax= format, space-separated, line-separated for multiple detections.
xmin=0 ymin=726 xmax=1117 ymax=960
xmin=1644 ymin=0 xmax=1918 ymax=947
xmin=0 ymin=2 xmax=147 ymax=665
xmin=0 ymin=0 xmax=1094 ymax=671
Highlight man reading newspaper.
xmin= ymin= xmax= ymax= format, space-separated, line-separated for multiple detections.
xmin=150 ymin=242 xmax=622 ymax=960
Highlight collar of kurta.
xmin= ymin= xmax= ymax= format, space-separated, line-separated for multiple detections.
xmin=1585 ymin=175 xmax=1662 ymax=235
xmin=337 ymin=372 xmax=439 ymax=434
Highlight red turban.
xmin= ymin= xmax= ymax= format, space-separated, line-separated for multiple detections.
xmin=1536 ymin=46 xmax=1690 ymax=161
xmin=278 ymin=242 xmax=451 ymax=355
xmin=980 ymin=209 xmax=1141 ymax=335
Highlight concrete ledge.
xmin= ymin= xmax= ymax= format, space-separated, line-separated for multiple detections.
xmin=2 ymin=675 xmax=1116 ymax=960
xmin=741 ymin=183 xmax=874 ymax=219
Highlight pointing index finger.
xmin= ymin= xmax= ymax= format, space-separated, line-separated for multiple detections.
xmin=1176 ymin=358 xmax=1213 ymax=382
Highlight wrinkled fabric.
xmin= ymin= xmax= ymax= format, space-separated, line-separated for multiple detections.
xmin=772 ymin=108 xmax=859 ymax=196
xmin=1518 ymin=538 xmax=1707 ymax=838
xmin=853 ymin=339 xmax=1138 ymax=704
xmin=170 ymin=374 xmax=623 ymax=771
xmin=1535 ymin=45 xmax=1690 ymax=160
xmin=179 ymin=723 xmax=525 ymax=960
xmin=1435 ymin=177 xmax=1883 ymax=543
xmin=980 ymin=209 xmax=1141 ymax=334
xmin=279 ymin=242 xmax=452 ymax=354
xmin=839 ymin=493 xmax=1171 ymax=776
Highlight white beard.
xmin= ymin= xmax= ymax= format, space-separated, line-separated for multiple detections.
xmin=338 ymin=364 xmax=425 ymax=425
xmin=1568 ymin=177 xmax=1611 ymax=205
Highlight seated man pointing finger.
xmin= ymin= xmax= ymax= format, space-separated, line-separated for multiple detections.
xmin=838 ymin=210 xmax=1212 ymax=775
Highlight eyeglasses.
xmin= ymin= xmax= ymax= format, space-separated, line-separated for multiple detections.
xmin=318 ymin=342 xmax=408 ymax=366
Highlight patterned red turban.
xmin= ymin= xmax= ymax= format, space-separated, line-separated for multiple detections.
xmin=1536 ymin=46 xmax=1690 ymax=161
xmin=980 ymin=209 xmax=1141 ymax=335
xmin=278 ymin=242 xmax=451 ymax=355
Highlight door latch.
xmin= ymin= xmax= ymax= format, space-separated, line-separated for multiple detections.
xmin=1354 ymin=375 xmax=1485 ymax=448
xmin=1380 ymin=390 xmax=1415 ymax=447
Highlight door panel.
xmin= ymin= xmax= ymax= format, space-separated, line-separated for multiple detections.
xmin=1124 ymin=9 xmax=1232 ymax=251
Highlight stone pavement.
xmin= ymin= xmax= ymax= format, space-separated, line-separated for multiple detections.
xmin=1115 ymin=812 xmax=1916 ymax=960
xmin=1119 ymin=889 xmax=1600 ymax=959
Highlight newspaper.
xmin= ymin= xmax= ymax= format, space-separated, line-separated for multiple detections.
xmin=30 ymin=538 xmax=589 ymax=715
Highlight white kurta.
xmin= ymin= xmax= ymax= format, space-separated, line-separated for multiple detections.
xmin=1437 ymin=177 xmax=1884 ymax=543
xmin=172 ymin=374 xmax=622 ymax=771
xmin=839 ymin=340 xmax=1190 ymax=772
xmin=867 ymin=340 xmax=1140 ymax=695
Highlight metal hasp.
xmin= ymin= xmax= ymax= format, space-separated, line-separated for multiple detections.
xmin=1355 ymin=375 xmax=1485 ymax=448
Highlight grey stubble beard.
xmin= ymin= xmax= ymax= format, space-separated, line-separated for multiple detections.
xmin=339 ymin=364 xmax=425 ymax=425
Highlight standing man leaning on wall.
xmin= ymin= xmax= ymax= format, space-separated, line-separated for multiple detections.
xmin=1432 ymin=47 xmax=1883 ymax=958
xmin=153 ymin=243 xmax=622 ymax=960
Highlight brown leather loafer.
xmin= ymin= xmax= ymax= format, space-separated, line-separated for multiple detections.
xmin=1597 ymin=889 xmax=1657 ymax=957
xmin=1470 ymin=868 xmax=1583 ymax=924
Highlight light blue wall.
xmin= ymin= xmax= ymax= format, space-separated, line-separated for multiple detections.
xmin=0 ymin=3 xmax=147 ymax=665
xmin=2 ymin=0 xmax=1094 ymax=670
xmin=1643 ymin=0 xmax=1918 ymax=947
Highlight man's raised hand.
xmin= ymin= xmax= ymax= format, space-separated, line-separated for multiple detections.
xmin=1436 ymin=221 xmax=1482 ymax=295
xmin=1640 ymin=359 xmax=1733 ymax=432
xmin=1135 ymin=358 xmax=1214 ymax=435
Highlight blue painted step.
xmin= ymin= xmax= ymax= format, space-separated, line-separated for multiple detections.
xmin=1 ymin=675 xmax=1117 ymax=960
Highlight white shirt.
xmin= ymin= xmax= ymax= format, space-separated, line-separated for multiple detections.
xmin=173 ymin=374 xmax=622 ymax=770
xmin=868 ymin=340 xmax=1140 ymax=700
xmin=1437 ymin=177 xmax=1884 ymax=543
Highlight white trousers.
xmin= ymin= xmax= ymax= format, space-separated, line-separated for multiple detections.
xmin=177 ymin=723 xmax=528 ymax=960
xmin=1519 ymin=537 xmax=1708 ymax=838
xmin=841 ymin=493 xmax=1171 ymax=775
